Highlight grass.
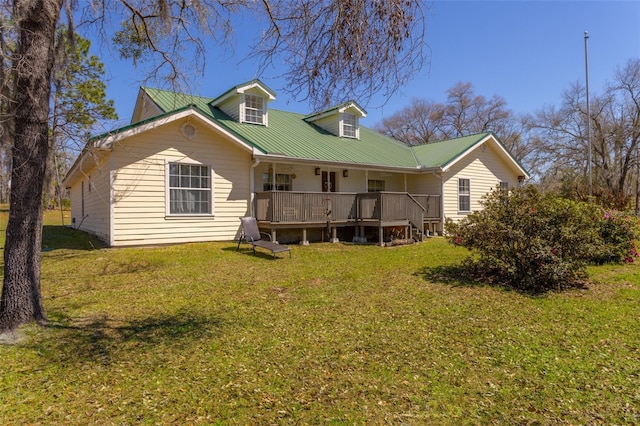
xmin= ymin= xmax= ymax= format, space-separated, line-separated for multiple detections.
xmin=1 ymin=208 xmax=639 ymax=424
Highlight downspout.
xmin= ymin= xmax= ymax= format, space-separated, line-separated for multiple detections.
xmin=439 ymin=171 xmax=445 ymax=235
xmin=250 ymin=151 xmax=260 ymax=217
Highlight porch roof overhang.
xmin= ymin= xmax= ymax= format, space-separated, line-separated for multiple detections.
xmin=252 ymin=152 xmax=442 ymax=174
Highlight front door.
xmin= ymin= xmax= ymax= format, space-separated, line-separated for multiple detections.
xmin=322 ymin=171 xmax=336 ymax=192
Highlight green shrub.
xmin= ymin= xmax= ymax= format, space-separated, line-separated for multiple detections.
xmin=594 ymin=210 xmax=639 ymax=264
xmin=445 ymin=186 xmax=638 ymax=292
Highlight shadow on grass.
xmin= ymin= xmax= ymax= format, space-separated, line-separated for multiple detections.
xmin=42 ymin=225 xmax=108 ymax=251
xmin=415 ymin=263 xmax=581 ymax=296
xmin=416 ymin=262 xmax=534 ymax=294
xmin=30 ymin=310 xmax=223 ymax=365
xmin=228 ymin=244 xmax=291 ymax=260
xmin=414 ymin=263 xmax=487 ymax=288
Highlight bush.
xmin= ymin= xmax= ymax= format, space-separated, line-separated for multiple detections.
xmin=594 ymin=210 xmax=639 ymax=264
xmin=445 ymin=185 xmax=638 ymax=292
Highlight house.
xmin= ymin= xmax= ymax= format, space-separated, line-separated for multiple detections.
xmin=63 ymin=80 xmax=529 ymax=247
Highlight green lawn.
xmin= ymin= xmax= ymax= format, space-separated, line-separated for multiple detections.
xmin=1 ymin=209 xmax=639 ymax=424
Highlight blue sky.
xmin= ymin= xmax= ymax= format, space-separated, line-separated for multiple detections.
xmin=95 ymin=1 xmax=640 ymax=128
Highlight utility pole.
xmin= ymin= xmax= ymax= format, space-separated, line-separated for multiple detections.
xmin=632 ymin=55 xmax=640 ymax=214
xmin=584 ymin=31 xmax=592 ymax=198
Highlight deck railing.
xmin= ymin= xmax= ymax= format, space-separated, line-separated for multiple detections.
xmin=411 ymin=194 xmax=441 ymax=220
xmin=255 ymin=191 xmax=357 ymax=222
xmin=254 ymin=191 xmax=441 ymax=225
xmin=356 ymin=192 xmax=422 ymax=229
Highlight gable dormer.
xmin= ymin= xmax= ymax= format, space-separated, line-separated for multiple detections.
xmin=304 ymin=101 xmax=367 ymax=139
xmin=131 ymin=88 xmax=165 ymax=124
xmin=210 ymin=80 xmax=276 ymax=126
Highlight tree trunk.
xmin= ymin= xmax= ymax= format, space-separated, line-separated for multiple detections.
xmin=0 ymin=0 xmax=62 ymax=332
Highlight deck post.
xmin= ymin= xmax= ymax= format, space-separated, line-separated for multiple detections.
xmin=330 ymin=227 xmax=338 ymax=243
xmin=378 ymin=225 xmax=384 ymax=246
xmin=271 ymin=229 xmax=277 ymax=244
xmin=300 ymin=228 xmax=309 ymax=245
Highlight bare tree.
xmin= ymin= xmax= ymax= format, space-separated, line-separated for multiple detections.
xmin=528 ymin=59 xmax=640 ymax=208
xmin=375 ymin=81 xmax=531 ymax=163
xmin=106 ymin=0 xmax=427 ymax=110
xmin=0 ymin=0 xmax=428 ymax=334
xmin=373 ymin=98 xmax=444 ymax=146
xmin=254 ymin=0 xmax=427 ymax=110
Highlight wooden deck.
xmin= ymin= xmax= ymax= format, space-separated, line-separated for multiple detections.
xmin=253 ymin=191 xmax=442 ymax=245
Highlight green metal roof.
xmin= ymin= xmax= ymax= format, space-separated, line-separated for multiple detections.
xmin=412 ymin=133 xmax=489 ymax=169
xmin=143 ymin=87 xmax=213 ymax=113
xmin=138 ymin=87 xmax=525 ymax=174
xmin=143 ymin=87 xmax=417 ymax=168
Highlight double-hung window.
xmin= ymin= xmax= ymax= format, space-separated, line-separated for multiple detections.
xmin=458 ymin=178 xmax=470 ymax=212
xmin=342 ymin=113 xmax=357 ymax=138
xmin=244 ymin=94 xmax=264 ymax=125
xmin=168 ymin=163 xmax=211 ymax=215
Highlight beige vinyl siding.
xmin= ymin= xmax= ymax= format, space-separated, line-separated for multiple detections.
xmin=253 ymin=165 xmax=427 ymax=194
xmin=110 ymin=119 xmax=251 ymax=246
xmin=311 ymin=115 xmax=341 ymax=136
xmin=254 ymin=165 xmax=373 ymax=193
xmin=69 ymin=159 xmax=111 ymax=241
xmin=366 ymin=171 xmax=404 ymax=192
xmin=406 ymin=173 xmax=441 ymax=195
xmin=255 ymin=163 xmax=321 ymax=192
xmin=216 ymin=97 xmax=240 ymax=121
xmin=442 ymin=142 xmax=520 ymax=224
xmin=339 ymin=169 xmax=366 ymax=192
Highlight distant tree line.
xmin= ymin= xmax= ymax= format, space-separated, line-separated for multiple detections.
xmin=376 ymin=59 xmax=640 ymax=210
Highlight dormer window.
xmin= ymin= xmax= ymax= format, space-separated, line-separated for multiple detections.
xmin=209 ymin=80 xmax=276 ymax=126
xmin=244 ymin=94 xmax=265 ymax=125
xmin=304 ymin=100 xmax=366 ymax=139
xmin=342 ymin=113 xmax=357 ymax=138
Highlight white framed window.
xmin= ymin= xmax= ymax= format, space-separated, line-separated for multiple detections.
xmin=458 ymin=178 xmax=470 ymax=212
xmin=368 ymin=179 xmax=385 ymax=192
xmin=342 ymin=113 xmax=357 ymax=138
xmin=500 ymin=181 xmax=509 ymax=192
xmin=262 ymin=173 xmax=293 ymax=191
xmin=167 ymin=162 xmax=212 ymax=215
xmin=244 ymin=94 xmax=265 ymax=125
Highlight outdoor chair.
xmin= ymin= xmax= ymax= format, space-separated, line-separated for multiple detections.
xmin=237 ymin=216 xmax=291 ymax=259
